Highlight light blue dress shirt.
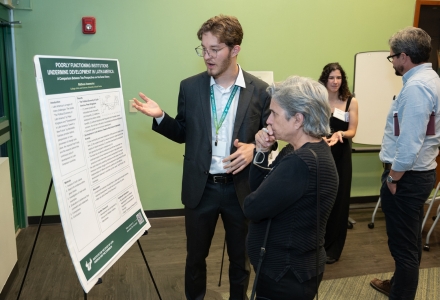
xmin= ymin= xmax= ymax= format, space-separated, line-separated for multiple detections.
xmin=380 ymin=63 xmax=440 ymax=171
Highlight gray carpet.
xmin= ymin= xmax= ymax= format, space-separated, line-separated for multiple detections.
xmin=222 ymin=267 xmax=440 ymax=299
xmin=314 ymin=268 xmax=439 ymax=299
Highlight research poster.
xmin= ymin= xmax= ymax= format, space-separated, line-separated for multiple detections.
xmin=34 ymin=55 xmax=150 ymax=293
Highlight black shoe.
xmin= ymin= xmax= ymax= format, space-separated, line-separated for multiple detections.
xmin=326 ymin=257 xmax=338 ymax=264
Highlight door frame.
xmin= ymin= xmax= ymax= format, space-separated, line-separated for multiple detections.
xmin=414 ymin=0 xmax=440 ymax=26
xmin=414 ymin=0 xmax=440 ymax=184
xmin=0 ymin=7 xmax=26 ymax=229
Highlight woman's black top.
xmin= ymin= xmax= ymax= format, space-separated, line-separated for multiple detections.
xmin=329 ymin=96 xmax=352 ymax=161
xmin=244 ymin=140 xmax=338 ymax=283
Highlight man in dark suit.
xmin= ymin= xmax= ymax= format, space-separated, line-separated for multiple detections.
xmin=133 ymin=15 xmax=271 ymax=300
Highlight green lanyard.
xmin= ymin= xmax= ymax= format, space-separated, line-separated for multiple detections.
xmin=210 ymin=84 xmax=239 ymax=146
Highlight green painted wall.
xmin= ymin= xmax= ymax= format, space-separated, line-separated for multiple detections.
xmin=13 ymin=0 xmax=416 ymax=216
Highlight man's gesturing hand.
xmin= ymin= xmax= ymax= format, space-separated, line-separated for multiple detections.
xmin=132 ymin=92 xmax=163 ymax=118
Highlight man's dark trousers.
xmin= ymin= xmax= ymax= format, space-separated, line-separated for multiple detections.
xmin=380 ymin=169 xmax=436 ymax=300
xmin=184 ymin=179 xmax=250 ymax=300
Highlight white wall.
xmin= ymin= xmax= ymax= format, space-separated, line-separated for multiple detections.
xmin=0 ymin=158 xmax=17 ymax=292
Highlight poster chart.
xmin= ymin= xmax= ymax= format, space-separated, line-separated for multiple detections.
xmin=34 ymin=55 xmax=150 ymax=293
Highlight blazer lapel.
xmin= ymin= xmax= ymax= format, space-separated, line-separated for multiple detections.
xmin=199 ymin=73 xmax=212 ymax=144
xmin=231 ymin=73 xmax=254 ymax=146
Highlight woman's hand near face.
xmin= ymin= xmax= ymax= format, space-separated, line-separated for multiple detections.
xmin=255 ymin=126 xmax=276 ymax=152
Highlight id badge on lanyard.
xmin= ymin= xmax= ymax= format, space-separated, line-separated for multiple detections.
xmin=212 ymin=140 xmax=227 ymax=157
xmin=210 ymin=85 xmax=239 ymax=157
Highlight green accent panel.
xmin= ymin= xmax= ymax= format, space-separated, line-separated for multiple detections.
xmin=0 ymin=3 xmax=9 ymax=19
xmin=80 ymin=209 xmax=145 ymax=280
xmin=6 ymin=51 xmax=26 ymax=229
xmin=13 ymin=0 xmax=416 ymax=216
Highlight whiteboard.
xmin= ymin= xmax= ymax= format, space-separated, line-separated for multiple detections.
xmin=248 ymin=71 xmax=274 ymax=85
xmin=352 ymin=51 xmax=403 ymax=145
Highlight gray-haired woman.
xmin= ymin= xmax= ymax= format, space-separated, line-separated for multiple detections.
xmin=244 ymin=76 xmax=338 ymax=300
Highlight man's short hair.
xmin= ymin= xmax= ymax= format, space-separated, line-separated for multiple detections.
xmin=197 ymin=15 xmax=243 ymax=47
xmin=389 ymin=27 xmax=432 ymax=64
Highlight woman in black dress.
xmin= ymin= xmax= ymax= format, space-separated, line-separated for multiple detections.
xmin=244 ymin=76 xmax=338 ymax=300
xmin=319 ymin=63 xmax=359 ymax=264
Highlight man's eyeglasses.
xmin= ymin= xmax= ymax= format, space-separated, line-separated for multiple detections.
xmin=195 ymin=46 xmax=227 ymax=58
xmin=387 ymin=53 xmax=402 ymax=62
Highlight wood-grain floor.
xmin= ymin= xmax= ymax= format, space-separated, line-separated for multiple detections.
xmin=3 ymin=206 xmax=440 ymax=299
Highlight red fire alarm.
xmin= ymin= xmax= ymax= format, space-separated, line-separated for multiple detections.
xmin=82 ymin=17 xmax=96 ymax=34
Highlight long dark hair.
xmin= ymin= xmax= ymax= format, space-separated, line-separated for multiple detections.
xmin=318 ymin=62 xmax=352 ymax=101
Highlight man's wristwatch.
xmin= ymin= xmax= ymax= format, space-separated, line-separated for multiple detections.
xmin=386 ymin=175 xmax=399 ymax=184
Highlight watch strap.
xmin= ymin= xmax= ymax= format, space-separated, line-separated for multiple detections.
xmin=387 ymin=175 xmax=399 ymax=184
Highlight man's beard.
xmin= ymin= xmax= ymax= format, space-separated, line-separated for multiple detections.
xmin=207 ymin=54 xmax=231 ymax=78
xmin=394 ymin=66 xmax=403 ymax=77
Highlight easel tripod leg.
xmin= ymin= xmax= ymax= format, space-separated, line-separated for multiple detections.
xmin=137 ymin=239 xmax=162 ymax=300
xmin=16 ymin=178 xmax=53 ymax=300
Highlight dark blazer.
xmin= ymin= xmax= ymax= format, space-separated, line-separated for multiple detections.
xmin=152 ymin=70 xmax=271 ymax=209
